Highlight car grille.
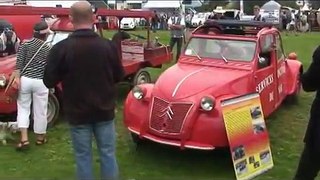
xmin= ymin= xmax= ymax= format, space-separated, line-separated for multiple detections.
xmin=149 ymin=97 xmax=193 ymax=135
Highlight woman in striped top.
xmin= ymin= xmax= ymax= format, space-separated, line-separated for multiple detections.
xmin=14 ymin=21 xmax=52 ymax=151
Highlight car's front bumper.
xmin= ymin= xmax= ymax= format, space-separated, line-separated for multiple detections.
xmin=128 ymin=127 xmax=215 ymax=150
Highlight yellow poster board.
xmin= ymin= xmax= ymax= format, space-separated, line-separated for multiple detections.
xmin=221 ymin=93 xmax=274 ymax=180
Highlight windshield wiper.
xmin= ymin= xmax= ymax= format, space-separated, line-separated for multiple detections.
xmin=188 ymin=46 xmax=202 ymax=61
xmin=219 ymin=52 xmax=228 ymax=63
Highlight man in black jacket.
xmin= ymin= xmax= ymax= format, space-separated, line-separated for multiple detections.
xmin=43 ymin=2 xmax=124 ymax=180
xmin=294 ymin=46 xmax=320 ymax=180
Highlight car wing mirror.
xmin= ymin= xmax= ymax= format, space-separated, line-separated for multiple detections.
xmin=258 ymin=57 xmax=266 ymax=64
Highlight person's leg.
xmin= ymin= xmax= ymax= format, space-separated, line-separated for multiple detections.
xmin=294 ymin=144 xmax=320 ymax=180
xmin=16 ymin=76 xmax=32 ymax=149
xmin=169 ymin=37 xmax=176 ymax=53
xmin=70 ymin=124 xmax=94 ymax=180
xmin=176 ymin=37 xmax=183 ymax=61
xmin=93 ymin=120 xmax=118 ymax=180
xmin=32 ymin=79 xmax=49 ymax=144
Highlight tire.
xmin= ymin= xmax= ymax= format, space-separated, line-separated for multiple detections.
xmin=29 ymin=93 xmax=60 ymax=129
xmin=131 ymin=133 xmax=143 ymax=144
xmin=46 ymin=93 xmax=60 ymax=127
xmin=132 ymin=69 xmax=151 ymax=86
xmin=286 ymin=73 xmax=301 ymax=104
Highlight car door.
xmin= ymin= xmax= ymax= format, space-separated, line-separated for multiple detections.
xmin=254 ymin=33 xmax=277 ymax=117
xmin=274 ymin=32 xmax=287 ymax=106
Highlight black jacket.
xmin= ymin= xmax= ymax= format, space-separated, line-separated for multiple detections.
xmin=301 ymin=45 xmax=320 ymax=149
xmin=43 ymin=29 xmax=125 ymax=125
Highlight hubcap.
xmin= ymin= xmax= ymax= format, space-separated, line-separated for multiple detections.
xmin=137 ymin=73 xmax=150 ymax=85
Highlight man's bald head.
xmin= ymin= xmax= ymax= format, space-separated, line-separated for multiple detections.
xmin=70 ymin=1 xmax=94 ymax=25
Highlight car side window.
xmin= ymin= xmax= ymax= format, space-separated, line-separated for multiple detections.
xmin=258 ymin=34 xmax=274 ymax=69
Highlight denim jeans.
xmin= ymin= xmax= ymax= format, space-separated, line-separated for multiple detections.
xmin=70 ymin=120 xmax=119 ymax=180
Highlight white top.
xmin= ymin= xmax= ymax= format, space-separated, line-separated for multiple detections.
xmin=290 ymin=13 xmax=295 ymax=25
xmin=167 ymin=16 xmax=186 ymax=26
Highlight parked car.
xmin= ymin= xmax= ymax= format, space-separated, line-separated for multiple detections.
xmin=120 ymin=17 xmax=137 ymax=30
xmin=123 ymin=20 xmax=303 ymax=150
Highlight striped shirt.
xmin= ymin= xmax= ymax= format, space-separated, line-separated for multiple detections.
xmin=16 ymin=38 xmax=51 ymax=79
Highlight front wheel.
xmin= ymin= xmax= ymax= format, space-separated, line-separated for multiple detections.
xmin=285 ymin=73 xmax=301 ymax=104
xmin=131 ymin=133 xmax=144 ymax=144
xmin=46 ymin=93 xmax=60 ymax=127
xmin=132 ymin=69 xmax=152 ymax=86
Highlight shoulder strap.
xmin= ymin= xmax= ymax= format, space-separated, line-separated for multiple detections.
xmin=21 ymin=41 xmax=48 ymax=74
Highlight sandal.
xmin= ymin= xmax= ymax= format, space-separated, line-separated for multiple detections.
xmin=16 ymin=140 xmax=30 ymax=151
xmin=35 ymin=138 xmax=47 ymax=145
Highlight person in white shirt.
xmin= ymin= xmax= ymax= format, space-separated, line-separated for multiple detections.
xmin=286 ymin=10 xmax=297 ymax=35
xmin=167 ymin=8 xmax=185 ymax=61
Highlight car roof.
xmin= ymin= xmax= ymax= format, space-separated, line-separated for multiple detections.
xmin=192 ymin=19 xmax=276 ymax=39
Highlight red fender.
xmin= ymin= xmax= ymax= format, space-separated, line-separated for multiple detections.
xmin=286 ymin=59 xmax=303 ymax=95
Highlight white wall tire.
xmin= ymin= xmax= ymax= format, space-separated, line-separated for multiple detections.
xmin=46 ymin=93 xmax=60 ymax=127
xmin=133 ymin=70 xmax=151 ymax=86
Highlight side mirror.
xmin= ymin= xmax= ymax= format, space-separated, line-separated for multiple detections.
xmin=258 ymin=57 xmax=266 ymax=64
xmin=288 ymin=52 xmax=297 ymax=60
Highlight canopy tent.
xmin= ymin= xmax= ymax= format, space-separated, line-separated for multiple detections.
xmin=142 ymin=0 xmax=202 ymax=8
xmin=261 ymin=0 xmax=281 ymax=11
xmin=301 ymin=4 xmax=310 ymax=11
xmin=25 ymin=0 xmax=84 ymax=7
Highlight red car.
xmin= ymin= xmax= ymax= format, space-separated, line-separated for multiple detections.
xmin=123 ymin=20 xmax=303 ymax=150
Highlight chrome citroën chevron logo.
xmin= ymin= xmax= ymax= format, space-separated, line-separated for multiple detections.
xmin=159 ymin=105 xmax=174 ymax=120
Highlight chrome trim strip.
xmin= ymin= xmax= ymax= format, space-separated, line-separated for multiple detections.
xmin=172 ymin=67 xmax=207 ymax=97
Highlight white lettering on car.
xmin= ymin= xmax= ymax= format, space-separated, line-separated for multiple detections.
xmin=256 ymin=74 xmax=274 ymax=93
xmin=278 ymin=84 xmax=283 ymax=94
xmin=269 ymin=91 xmax=274 ymax=102
xmin=277 ymin=65 xmax=286 ymax=78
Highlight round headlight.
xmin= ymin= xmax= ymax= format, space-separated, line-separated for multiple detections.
xmin=0 ymin=74 xmax=7 ymax=88
xmin=200 ymin=96 xmax=215 ymax=111
xmin=132 ymin=86 xmax=146 ymax=100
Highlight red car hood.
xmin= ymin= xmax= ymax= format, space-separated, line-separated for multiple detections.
xmin=153 ymin=63 xmax=251 ymax=100
xmin=0 ymin=55 xmax=16 ymax=74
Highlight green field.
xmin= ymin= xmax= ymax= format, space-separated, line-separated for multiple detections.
xmin=0 ymin=30 xmax=319 ymax=180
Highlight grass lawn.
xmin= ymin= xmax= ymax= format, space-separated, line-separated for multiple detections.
xmin=0 ymin=30 xmax=319 ymax=180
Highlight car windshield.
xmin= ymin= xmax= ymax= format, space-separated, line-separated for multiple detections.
xmin=46 ymin=31 xmax=70 ymax=45
xmin=184 ymin=37 xmax=256 ymax=62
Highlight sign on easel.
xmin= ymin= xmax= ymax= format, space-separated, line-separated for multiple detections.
xmin=221 ymin=93 xmax=274 ymax=180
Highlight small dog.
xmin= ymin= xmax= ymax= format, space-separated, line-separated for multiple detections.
xmin=0 ymin=122 xmax=17 ymax=145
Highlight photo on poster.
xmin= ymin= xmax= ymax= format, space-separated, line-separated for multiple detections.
xmin=254 ymin=161 xmax=260 ymax=168
xmin=253 ymin=123 xmax=266 ymax=135
xmin=250 ymin=106 xmax=262 ymax=120
xmin=260 ymin=150 xmax=271 ymax=164
xmin=249 ymin=156 xmax=255 ymax=164
xmin=232 ymin=145 xmax=246 ymax=161
xmin=235 ymin=159 xmax=248 ymax=175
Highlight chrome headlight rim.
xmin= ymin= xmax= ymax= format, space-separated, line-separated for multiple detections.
xmin=0 ymin=74 xmax=7 ymax=88
xmin=132 ymin=86 xmax=145 ymax=100
xmin=200 ymin=96 xmax=215 ymax=111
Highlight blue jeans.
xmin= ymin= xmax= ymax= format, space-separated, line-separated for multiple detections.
xmin=70 ymin=120 xmax=119 ymax=180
